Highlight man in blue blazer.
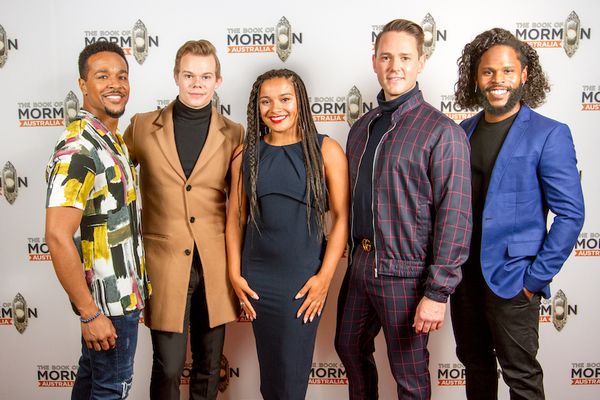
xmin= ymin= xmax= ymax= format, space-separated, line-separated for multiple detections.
xmin=450 ymin=28 xmax=584 ymax=400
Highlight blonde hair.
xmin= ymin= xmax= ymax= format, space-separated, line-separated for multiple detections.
xmin=173 ymin=40 xmax=221 ymax=79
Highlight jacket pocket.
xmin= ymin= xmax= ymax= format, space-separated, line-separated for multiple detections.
xmin=507 ymin=240 xmax=543 ymax=257
xmin=143 ymin=233 xmax=169 ymax=241
xmin=503 ymin=155 xmax=539 ymax=194
xmin=377 ymin=258 xmax=426 ymax=278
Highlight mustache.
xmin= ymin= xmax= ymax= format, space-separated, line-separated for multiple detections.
xmin=103 ymin=90 xmax=125 ymax=96
xmin=483 ymin=85 xmax=513 ymax=93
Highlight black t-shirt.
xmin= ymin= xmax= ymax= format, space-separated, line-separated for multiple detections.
xmin=465 ymin=111 xmax=518 ymax=268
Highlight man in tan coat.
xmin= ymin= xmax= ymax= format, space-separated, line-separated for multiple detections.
xmin=123 ymin=40 xmax=243 ymax=400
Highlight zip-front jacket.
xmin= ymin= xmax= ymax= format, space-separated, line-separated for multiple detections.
xmin=347 ymin=90 xmax=472 ymax=302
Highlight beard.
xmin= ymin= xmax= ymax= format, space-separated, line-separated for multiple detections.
xmin=477 ymin=83 xmax=525 ymax=117
xmin=102 ymin=90 xmax=127 ymax=119
xmin=105 ymin=106 xmax=126 ymax=119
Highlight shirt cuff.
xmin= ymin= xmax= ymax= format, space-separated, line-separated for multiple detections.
xmin=424 ymin=288 xmax=448 ymax=303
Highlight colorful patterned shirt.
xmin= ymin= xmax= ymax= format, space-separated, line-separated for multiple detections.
xmin=46 ymin=110 xmax=151 ymax=316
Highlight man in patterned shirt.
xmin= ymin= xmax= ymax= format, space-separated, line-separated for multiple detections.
xmin=335 ymin=19 xmax=472 ymax=400
xmin=45 ymin=41 xmax=150 ymax=399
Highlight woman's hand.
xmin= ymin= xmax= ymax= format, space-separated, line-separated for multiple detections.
xmin=226 ymin=144 xmax=257 ymax=319
xmin=295 ymin=273 xmax=331 ymax=323
xmin=231 ymin=274 xmax=259 ymax=320
xmin=293 ymin=136 xmax=350 ymax=324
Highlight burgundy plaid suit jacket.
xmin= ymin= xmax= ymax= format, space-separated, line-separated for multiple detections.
xmin=347 ymin=91 xmax=472 ymax=302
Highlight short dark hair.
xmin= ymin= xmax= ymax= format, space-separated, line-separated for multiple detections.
xmin=374 ymin=19 xmax=424 ymax=56
xmin=454 ymin=28 xmax=550 ymax=110
xmin=78 ymin=41 xmax=128 ymax=81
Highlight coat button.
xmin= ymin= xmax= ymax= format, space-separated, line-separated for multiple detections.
xmin=186 ymin=185 xmax=192 ymax=191
xmin=190 ymin=217 xmax=195 ymax=223
xmin=185 ymin=249 xmax=191 ymax=256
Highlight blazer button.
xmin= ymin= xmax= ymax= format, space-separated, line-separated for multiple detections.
xmin=190 ymin=217 xmax=195 ymax=223
xmin=186 ymin=185 xmax=192 ymax=191
xmin=185 ymin=249 xmax=191 ymax=256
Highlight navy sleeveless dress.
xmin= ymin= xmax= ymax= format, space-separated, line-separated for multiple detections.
xmin=242 ymin=134 xmax=327 ymax=400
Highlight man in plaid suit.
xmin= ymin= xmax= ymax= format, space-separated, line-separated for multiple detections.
xmin=335 ymin=19 xmax=472 ymax=400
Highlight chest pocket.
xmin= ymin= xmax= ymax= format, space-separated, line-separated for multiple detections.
xmin=499 ymin=155 xmax=539 ymax=195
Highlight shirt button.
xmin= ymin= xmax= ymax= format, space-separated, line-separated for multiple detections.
xmin=184 ymin=249 xmax=191 ymax=256
xmin=190 ymin=217 xmax=195 ymax=223
xmin=186 ymin=185 xmax=192 ymax=191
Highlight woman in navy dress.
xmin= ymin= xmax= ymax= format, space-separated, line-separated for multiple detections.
xmin=226 ymin=69 xmax=349 ymax=400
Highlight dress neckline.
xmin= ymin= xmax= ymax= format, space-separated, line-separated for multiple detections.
xmin=263 ymin=138 xmax=302 ymax=148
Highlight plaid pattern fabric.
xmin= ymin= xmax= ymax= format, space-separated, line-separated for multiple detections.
xmin=336 ymin=91 xmax=472 ymax=399
xmin=336 ymin=246 xmax=431 ymax=399
xmin=346 ymin=91 xmax=472 ymax=302
xmin=46 ymin=110 xmax=150 ymax=316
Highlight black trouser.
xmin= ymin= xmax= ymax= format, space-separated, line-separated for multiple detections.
xmin=450 ymin=263 xmax=545 ymax=400
xmin=150 ymin=249 xmax=226 ymax=400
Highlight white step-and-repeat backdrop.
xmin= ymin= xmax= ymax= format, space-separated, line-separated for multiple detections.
xmin=1 ymin=1 xmax=598 ymax=399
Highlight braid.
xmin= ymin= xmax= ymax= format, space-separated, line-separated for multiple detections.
xmin=240 ymin=78 xmax=263 ymax=231
xmin=294 ymin=76 xmax=328 ymax=238
xmin=242 ymin=69 xmax=329 ymax=238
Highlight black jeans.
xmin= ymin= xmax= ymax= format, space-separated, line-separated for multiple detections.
xmin=450 ymin=264 xmax=545 ymax=400
xmin=150 ymin=249 xmax=226 ymax=400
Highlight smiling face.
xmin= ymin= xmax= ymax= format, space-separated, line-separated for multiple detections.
xmin=79 ymin=51 xmax=129 ymax=129
xmin=174 ymin=52 xmax=222 ymax=109
xmin=373 ymin=31 xmax=426 ymax=101
xmin=258 ymin=77 xmax=299 ymax=138
xmin=476 ymin=45 xmax=528 ymax=122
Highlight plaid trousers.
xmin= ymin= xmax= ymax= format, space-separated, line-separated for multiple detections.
xmin=335 ymin=246 xmax=431 ymax=400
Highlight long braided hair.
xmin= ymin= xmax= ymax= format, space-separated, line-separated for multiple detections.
xmin=454 ymin=28 xmax=550 ymax=111
xmin=241 ymin=69 xmax=328 ymax=238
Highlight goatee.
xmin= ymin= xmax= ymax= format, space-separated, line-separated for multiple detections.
xmin=105 ymin=106 xmax=126 ymax=119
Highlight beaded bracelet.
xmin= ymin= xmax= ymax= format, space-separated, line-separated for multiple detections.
xmin=80 ymin=310 xmax=101 ymax=323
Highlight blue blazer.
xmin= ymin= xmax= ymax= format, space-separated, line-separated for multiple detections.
xmin=461 ymin=106 xmax=584 ymax=299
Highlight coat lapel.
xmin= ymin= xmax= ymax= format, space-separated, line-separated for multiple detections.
xmin=484 ymin=106 xmax=531 ymax=207
xmin=189 ymin=107 xmax=226 ymax=177
xmin=152 ymin=102 xmax=187 ymax=181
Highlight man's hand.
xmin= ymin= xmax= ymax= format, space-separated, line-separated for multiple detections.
xmin=47 ymin=207 xmax=118 ymax=349
xmin=523 ymin=287 xmax=535 ymax=300
xmin=413 ymin=297 xmax=446 ymax=334
xmin=81 ymin=314 xmax=117 ymax=351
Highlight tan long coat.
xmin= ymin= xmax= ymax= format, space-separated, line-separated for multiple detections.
xmin=123 ymin=101 xmax=244 ymax=332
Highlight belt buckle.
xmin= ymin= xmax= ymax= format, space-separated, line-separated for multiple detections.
xmin=361 ymin=238 xmax=372 ymax=252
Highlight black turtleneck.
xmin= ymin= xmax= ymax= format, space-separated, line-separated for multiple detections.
xmin=353 ymin=84 xmax=420 ymax=240
xmin=173 ymin=97 xmax=212 ymax=178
